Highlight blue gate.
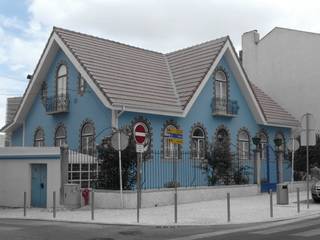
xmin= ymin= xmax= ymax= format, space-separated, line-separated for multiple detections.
xmin=31 ymin=164 xmax=47 ymax=207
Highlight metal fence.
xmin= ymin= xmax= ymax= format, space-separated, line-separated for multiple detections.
xmin=93 ymin=150 xmax=254 ymax=190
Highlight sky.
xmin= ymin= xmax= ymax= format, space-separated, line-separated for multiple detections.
xmin=1 ymin=0 xmax=320 ymax=128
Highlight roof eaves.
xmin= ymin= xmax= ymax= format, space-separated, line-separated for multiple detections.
xmin=181 ymin=37 xmax=229 ymax=109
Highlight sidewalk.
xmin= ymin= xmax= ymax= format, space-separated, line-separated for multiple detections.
xmin=1 ymin=191 xmax=320 ymax=225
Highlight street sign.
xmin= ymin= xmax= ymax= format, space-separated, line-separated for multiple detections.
xmin=287 ymin=139 xmax=300 ymax=152
xmin=301 ymin=113 xmax=316 ymax=146
xmin=169 ymin=139 xmax=184 ymax=144
xmin=167 ymin=128 xmax=184 ymax=145
xmin=136 ymin=144 xmax=144 ymax=153
xmin=167 ymin=129 xmax=183 ymax=135
xmin=133 ymin=122 xmax=147 ymax=145
xmin=111 ymin=131 xmax=129 ymax=151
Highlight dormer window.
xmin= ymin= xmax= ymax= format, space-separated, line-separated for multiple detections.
xmin=214 ymin=70 xmax=227 ymax=113
xmin=57 ymin=64 xmax=67 ymax=97
xmin=212 ymin=69 xmax=239 ymax=116
xmin=46 ymin=63 xmax=70 ymax=114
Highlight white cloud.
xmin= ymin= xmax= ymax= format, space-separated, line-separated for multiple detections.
xmin=2 ymin=0 xmax=320 ymax=127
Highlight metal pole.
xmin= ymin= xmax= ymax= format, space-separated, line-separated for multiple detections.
xmin=297 ymin=188 xmax=300 ymax=213
xmin=118 ymin=130 xmax=123 ymax=208
xmin=91 ymin=189 xmax=94 ymax=220
xmin=174 ymin=149 xmax=178 ymax=224
xmin=137 ymin=152 xmax=141 ymax=223
xmin=53 ymin=191 xmax=56 ymax=218
xmin=23 ymin=192 xmax=26 ymax=217
xmin=227 ymin=192 xmax=231 ymax=222
xmin=291 ymin=138 xmax=295 ymax=183
xmin=269 ymin=189 xmax=273 ymax=218
xmin=306 ymin=113 xmax=310 ymax=209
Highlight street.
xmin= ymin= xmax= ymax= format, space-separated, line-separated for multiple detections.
xmin=1 ymin=217 xmax=320 ymax=240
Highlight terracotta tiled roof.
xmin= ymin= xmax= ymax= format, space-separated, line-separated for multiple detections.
xmin=249 ymin=82 xmax=299 ymax=127
xmin=30 ymin=27 xmax=297 ymax=128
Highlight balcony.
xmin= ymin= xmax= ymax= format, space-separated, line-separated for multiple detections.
xmin=46 ymin=94 xmax=69 ymax=114
xmin=212 ymin=97 xmax=239 ymax=117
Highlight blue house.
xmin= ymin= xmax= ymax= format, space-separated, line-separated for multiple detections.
xmin=2 ymin=27 xmax=299 ymax=190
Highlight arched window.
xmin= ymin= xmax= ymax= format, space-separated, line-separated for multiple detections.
xmin=275 ymin=133 xmax=285 ymax=152
xmin=216 ymin=128 xmax=229 ymax=144
xmin=215 ymin=70 xmax=227 ymax=113
xmin=55 ymin=125 xmax=66 ymax=147
xmin=191 ymin=127 xmax=206 ymax=159
xmin=34 ymin=128 xmax=45 ymax=147
xmin=238 ymin=130 xmax=250 ymax=162
xmin=81 ymin=122 xmax=95 ymax=155
xmin=260 ymin=132 xmax=268 ymax=162
xmin=56 ymin=64 xmax=67 ymax=96
xmin=164 ymin=125 xmax=179 ymax=159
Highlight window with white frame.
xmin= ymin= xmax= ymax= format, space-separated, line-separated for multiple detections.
xmin=34 ymin=128 xmax=45 ymax=147
xmin=81 ymin=122 xmax=95 ymax=155
xmin=56 ymin=64 xmax=67 ymax=96
xmin=275 ymin=133 xmax=285 ymax=151
xmin=238 ymin=130 xmax=250 ymax=162
xmin=260 ymin=132 xmax=268 ymax=162
xmin=78 ymin=74 xmax=86 ymax=95
xmin=55 ymin=125 xmax=66 ymax=147
xmin=191 ymin=127 xmax=205 ymax=159
xmin=215 ymin=70 xmax=227 ymax=113
xmin=164 ymin=125 xmax=179 ymax=159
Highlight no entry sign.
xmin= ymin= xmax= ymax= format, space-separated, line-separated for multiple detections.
xmin=133 ymin=122 xmax=147 ymax=145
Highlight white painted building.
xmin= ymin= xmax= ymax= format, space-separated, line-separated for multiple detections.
xmin=241 ymin=27 xmax=320 ymax=131
xmin=0 ymin=134 xmax=4 ymax=147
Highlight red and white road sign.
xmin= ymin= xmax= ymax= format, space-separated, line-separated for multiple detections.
xmin=133 ymin=122 xmax=147 ymax=144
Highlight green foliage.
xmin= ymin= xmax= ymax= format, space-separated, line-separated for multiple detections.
xmin=207 ymin=136 xmax=233 ymax=185
xmin=293 ymin=135 xmax=320 ymax=180
xmin=96 ymin=137 xmax=137 ymax=190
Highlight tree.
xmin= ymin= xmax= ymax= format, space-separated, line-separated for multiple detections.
xmin=96 ymin=136 xmax=137 ymax=190
xmin=293 ymin=135 xmax=320 ymax=180
xmin=207 ymin=131 xmax=233 ymax=185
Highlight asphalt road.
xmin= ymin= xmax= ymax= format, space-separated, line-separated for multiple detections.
xmin=0 ymin=217 xmax=320 ymax=240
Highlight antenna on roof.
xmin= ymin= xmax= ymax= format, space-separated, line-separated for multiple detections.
xmin=27 ymin=74 xmax=33 ymax=80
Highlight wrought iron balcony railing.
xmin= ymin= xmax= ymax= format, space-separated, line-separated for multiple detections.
xmin=212 ymin=97 xmax=239 ymax=116
xmin=46 ymin=94 xmax=69 ymax=114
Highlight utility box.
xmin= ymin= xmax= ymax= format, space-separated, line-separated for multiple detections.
xmin=277 ymin=183 xmax=289 ymax=204
xmin=64 ymin=184 xmax=81 ymax=209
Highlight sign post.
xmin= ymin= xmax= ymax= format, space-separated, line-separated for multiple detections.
xmin=111 ymin=130 xmax=129 ymax=208
xmin=287 ymin=138 xmax=300 ymax=183
xmin=167 ymin=128 xmax=183 ymax=224
xmin=301 ymin=113 xmax=316 ymax=209
xmin=133 ymin=122 xmax=148 ymax=223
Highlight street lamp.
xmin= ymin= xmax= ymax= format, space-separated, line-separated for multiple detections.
xmin=252 ymin=135 xmax=261 ymax=186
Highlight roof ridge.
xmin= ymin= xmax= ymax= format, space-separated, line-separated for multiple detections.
xmin=53 ymin=26 xmax=163 ymax=55
xmin=162 ymin=54 xmax=182 ymax=107
xmin=165 ymin=36 xmax=228 ymax=56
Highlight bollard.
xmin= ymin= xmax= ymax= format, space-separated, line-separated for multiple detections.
xmin=227 ymin=193 xmax=231 ymax=222
xmin=23 ymin=192 xmax=26 ymax=217
xmin=269 ymin=189 xmax=273 ymax=218
xmin=297 ymin=188 xmax=300 ymax=213
xmin=53 ymin=191 xmax=56 ymax=218
xmin=91 ymin=189 xmax=94 ymax=220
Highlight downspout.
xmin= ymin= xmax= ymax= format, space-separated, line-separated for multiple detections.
xmin=22 ymin=121 xmax=25 ymax=146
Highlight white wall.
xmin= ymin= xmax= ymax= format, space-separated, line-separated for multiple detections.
xmin=0 ymin=147 xmax=61 ymax=208
xmin=94 ymin=185 xmax=259 ymax=209
xmin=242 ymin=28 xmax=320 ymax=131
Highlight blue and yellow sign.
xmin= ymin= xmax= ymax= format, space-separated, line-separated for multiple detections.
xmin=167 ymin=129 xmax=184 ymax=144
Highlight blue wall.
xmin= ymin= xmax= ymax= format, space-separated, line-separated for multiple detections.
xmin=11 ymin=49 xmax=112 ymax=150
xmin=10 ymin=50 xmax=292 ymax=186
